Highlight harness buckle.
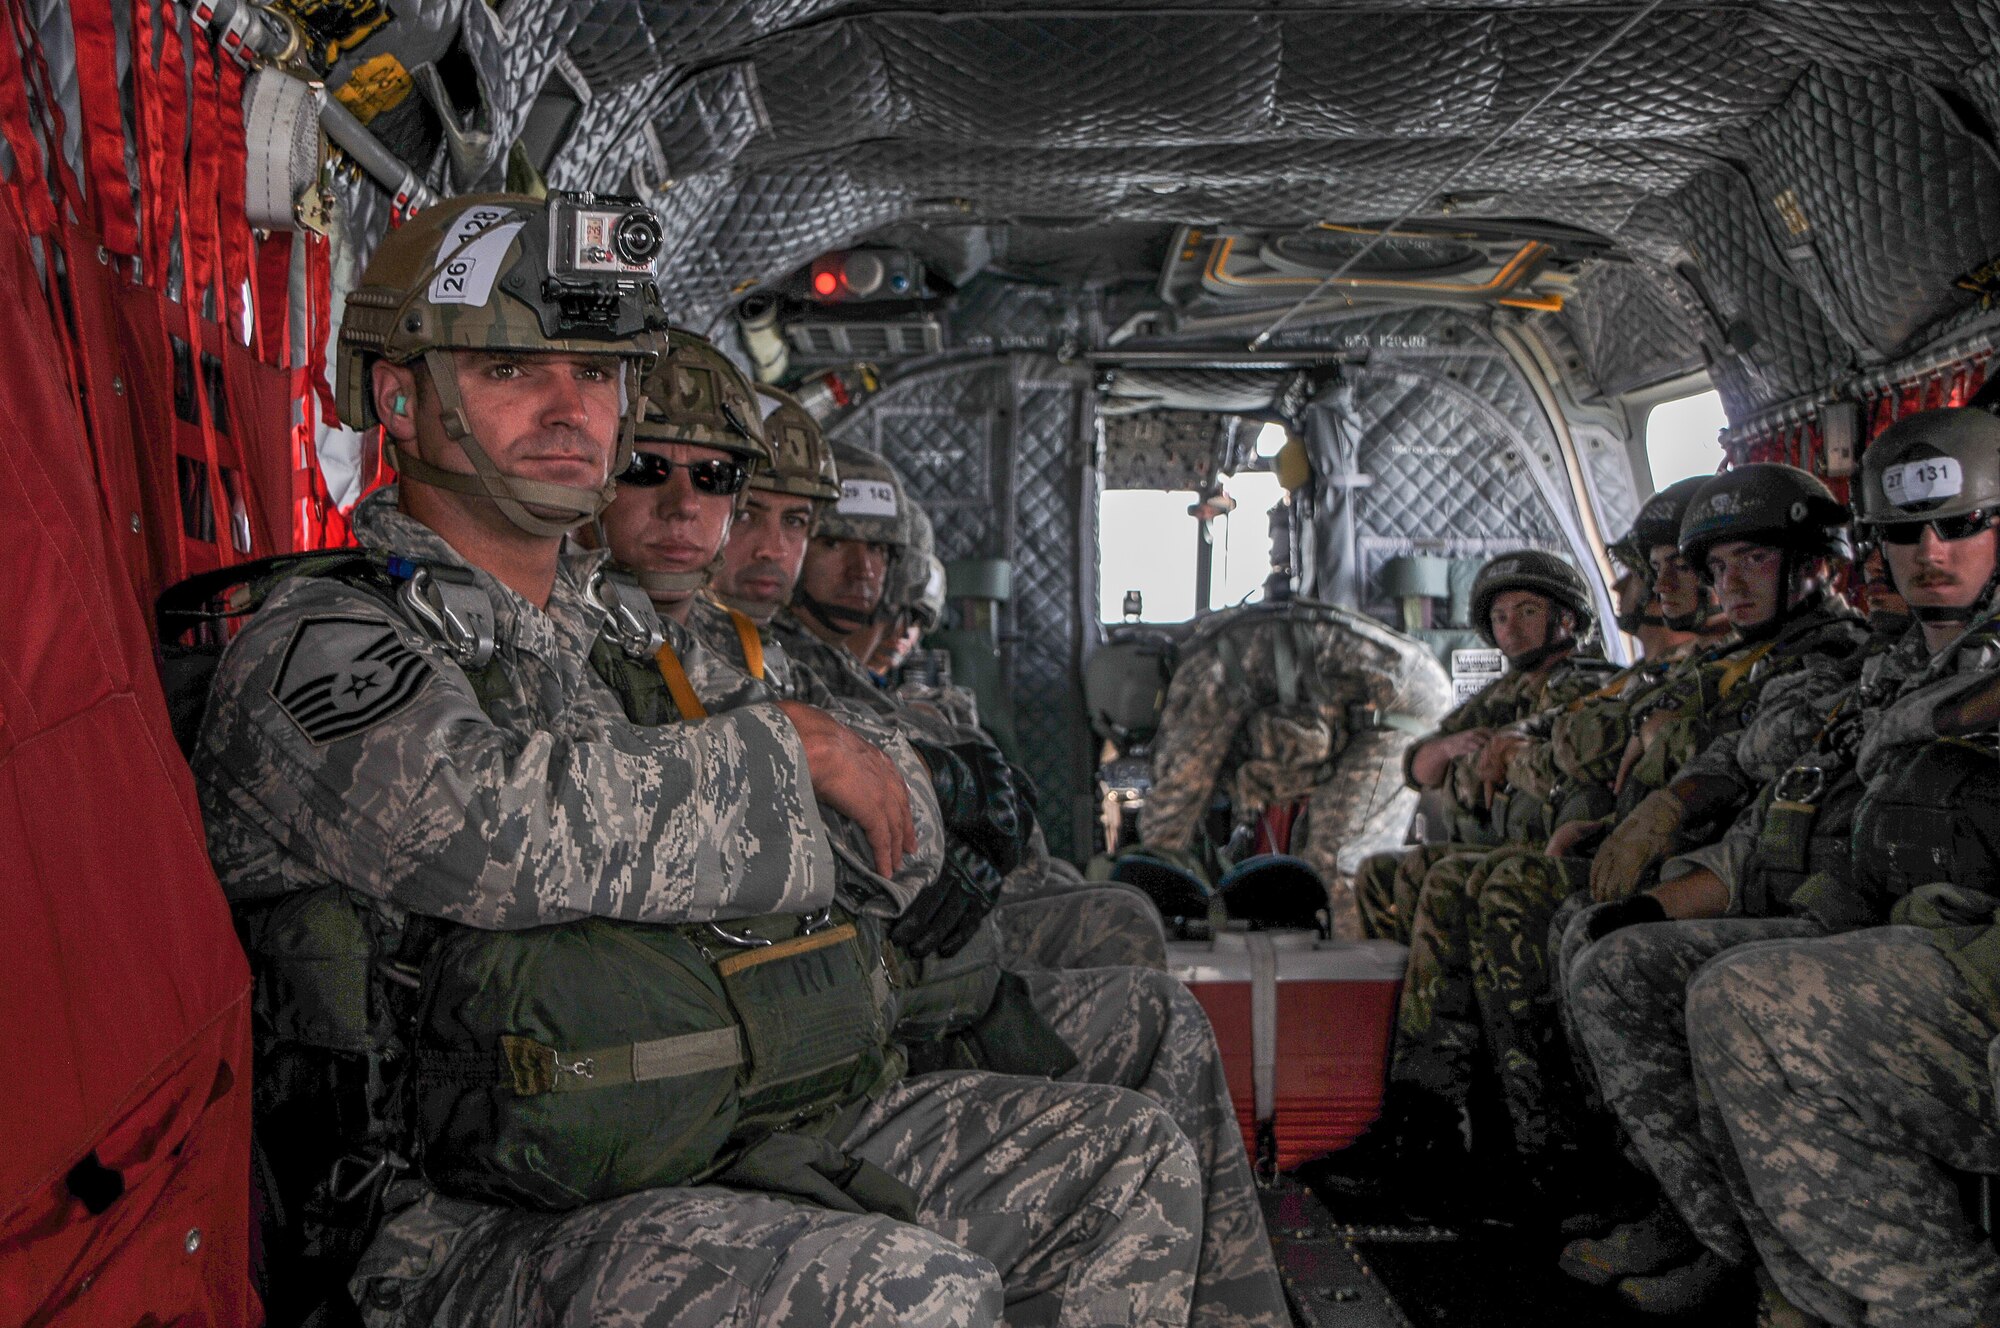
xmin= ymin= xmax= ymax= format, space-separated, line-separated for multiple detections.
xmin=706 ymin=921 xmax=776 ymax=949
xmin=588 ymin=568 xmax=666 ymax=660
xmin=1774 ymin=763 xmax=1827 ymax=805
xmin=398 ymin=565 xmax=496 ymax=669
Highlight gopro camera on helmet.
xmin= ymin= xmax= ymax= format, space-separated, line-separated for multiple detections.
xmin=547 ymin=190 xmax=664 ymax=278
xmin=542 ymin=191 xmax=665 ymax=337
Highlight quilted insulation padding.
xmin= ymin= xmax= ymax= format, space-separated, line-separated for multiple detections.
xmin=1561 ymin=260 xmax=1707 ymax=400
xmin=1669 ymin=168 xmax=1856 ymax=417
xmin=1102 ymin=411 xmax=1232 ymax=491
xmin=1744 ymin=63 xmax=2000 ymax=360
xmin=827 ymin=358 xmax=1096 ymax=861
xmin=1287 ymin=308 xmax=1608 ymax=623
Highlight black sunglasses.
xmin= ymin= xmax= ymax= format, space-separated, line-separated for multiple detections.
xmin=618 ymin=454 xmax=748 ymax=495
xmin=1871 ymin=509 xmax=1997 ymax=545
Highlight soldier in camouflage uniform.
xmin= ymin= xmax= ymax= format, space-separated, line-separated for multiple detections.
xmin=1562 ymin=442 xmax=1990 ymax=1313
xmin=749 ymin=439 xmax=1171 ymax=974
xmin=1135 ymin=597 xmax=1453 ymax=936
xmin=613 ymin=387 xmax=1288 ymax=1324
xmin=198 ymin=195 xmax=1215 ymax=1328
xmin=1354 ymin=550 xmax=1620 ymax=944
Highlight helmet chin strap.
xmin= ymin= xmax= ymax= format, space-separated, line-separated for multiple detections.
xmin=1734 ymin=559 xmax=1823 ymax=643
xmin=389 ymin=349 xmax=637 ymax=538
xmin=636 ymin=553 xmax=724 ymax=597
xmin=794 ymin=583 xmax=877 ymax=634
xmin=1663 ymin=584 xmax=1722 ymax=633
xmin=1504 ymin=614 xmax=1576 ymax=671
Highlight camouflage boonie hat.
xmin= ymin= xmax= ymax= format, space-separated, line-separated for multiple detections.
xmin=820 ymin=442 xmax=913 ymax=547
xmin=753 ymin=386 xmax=842 ymax=501
xmin=1469 ymin=550 xmax=1594 ymax=646
xmin=635 ymin=331 xmax=769 ymax=466
xmin=1858 ymin=407 xmax=2000 ymax=525
xmin=1679 ymin=463 xmax=1850 ymax=572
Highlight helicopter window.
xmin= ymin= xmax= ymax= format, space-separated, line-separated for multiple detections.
xmin=1098 ymin=468 xmax=1287 ymax=624
xmin=1643 ymin=388 xmax=1727 ymax=487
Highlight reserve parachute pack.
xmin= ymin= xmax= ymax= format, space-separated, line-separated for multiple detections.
xmin=1185 ymin=598 xmax=1431 ymax=821
xmin=159 ymin=554 xmax=915 ymax=1237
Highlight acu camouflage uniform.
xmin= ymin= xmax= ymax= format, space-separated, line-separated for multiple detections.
xmin=763 ymin=604 xmax=1171 ymax=973
xmin=1139 ymin=600 xmax=1453 ymax=938
xmin=1687 ymin=625 xmax=2000 ymax=1325
xmin=1571 ymin=618 xmax=2000 ymax=1321
xmin=689 ymin=595 xmax=1288 ymax=1327
xmin=1393 ymin=599 xmax=1865 ymax=1163
xmin=198 ymin=490 xmax=1211 ymax=1328
xmin=1353 ymin=646 xmax=1620 ymax=944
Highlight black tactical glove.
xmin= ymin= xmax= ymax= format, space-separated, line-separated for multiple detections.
xmin=891 ymin=843 xmax=1006 ymax=960
xmin=912 ymin=739 xmax=1032 ymax=875
xmin=1582 ymin=893 xmax=1668 ymax=942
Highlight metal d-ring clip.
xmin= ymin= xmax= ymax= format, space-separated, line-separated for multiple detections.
xmin=800 ymin=906 xmax=835 ymax=934
xmin=1773 ymin=762 xmax=1827 ymax=805
xmin=588 ymin=568 xmax=666 ymax=660
xmin=398 ymin=565 xmax=496 ymax=669
xmin=707 ymin=921 xmax=776 ymax=948
xmin=554 ymin=1054 xmax=595 ymax=1081
xmin=327 ymin=1149 xmax=408 ymax=1205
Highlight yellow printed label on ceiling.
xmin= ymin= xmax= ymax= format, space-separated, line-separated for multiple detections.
xmin=334 ymin=53 xmax=413 ymax=126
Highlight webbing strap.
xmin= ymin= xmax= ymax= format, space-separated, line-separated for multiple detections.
xmin=716 ymin=924 xmax=858 ymax=978
xmin=1272 ymin=622 xmax=1300 ymax=708
xmin=1716 ymin=639 xmax=1777 ymax=698
xmin=654 ymin=639 xmax=709 ymax=720
xmin=1246 ymin=932 xmax=1278 ymax=1126
xmin=499 ymin=1027 xmax=744 ymax=1097
xmin=67 ymin=0 xmax=138 ymax=255
xmin=728 ymin=606 xmax=767 ymax=681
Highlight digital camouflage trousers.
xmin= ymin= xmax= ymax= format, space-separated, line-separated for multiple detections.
xmin=1690 ymin=928 xmax=2000 ymax=1328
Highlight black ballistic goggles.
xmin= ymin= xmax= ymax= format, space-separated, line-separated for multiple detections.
xmin=618 ymin=453 xmax=749 ymax=495
xmin=1871 ymin=509 xmax=1998 ymax=545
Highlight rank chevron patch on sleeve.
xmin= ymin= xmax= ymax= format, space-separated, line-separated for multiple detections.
xmin=272 ymin=615 xmax=436 ymax=745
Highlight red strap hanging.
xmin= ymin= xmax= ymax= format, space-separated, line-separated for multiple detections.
xmin=0 ymin=3 xmax=55 ymax=235
xmin=64 ymin=0 xmax=140 ymax=256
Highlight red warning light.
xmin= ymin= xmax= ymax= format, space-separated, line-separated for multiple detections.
xmin=812 ymin=269 xmax=840 ymax=297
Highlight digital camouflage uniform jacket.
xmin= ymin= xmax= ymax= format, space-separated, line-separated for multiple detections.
xmin=196 ymin=488 xmax=944 ymax=933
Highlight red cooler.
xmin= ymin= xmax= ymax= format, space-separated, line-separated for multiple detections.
xmin=1169 ymin=932 xmax=1406 ymax=1171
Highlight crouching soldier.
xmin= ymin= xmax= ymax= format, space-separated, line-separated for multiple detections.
xmin=195 ymin=194 xmax=1213 ymax=1328
xmin=1133 ymin=596 xmax=1453 ymax=937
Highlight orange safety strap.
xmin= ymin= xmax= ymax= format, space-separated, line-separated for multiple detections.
xmin=654 ymin=639 xmax=709 ymax=721
xmin=1715 ymin=639 xmax=1777 ymax=698
xmin=727 ymin=606 xmax=767 ymax=681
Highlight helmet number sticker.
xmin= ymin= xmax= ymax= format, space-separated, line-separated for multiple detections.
xmin=430 ymin=210 xmax=525 ymax=307
xmin=1882 ymin=455 xmax=1963 ymax=507
xmin=838 ymin=479 xmax=897 ymax=517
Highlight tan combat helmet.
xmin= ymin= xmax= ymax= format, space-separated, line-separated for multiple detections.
xmin=623 ymin=330 xmax=772 ymax=595
xmin=753 ymin=385 xmax=842 ymax=502
xmin=634 ymin=330 xmax=770 ymax=464
xmin=795 ymin=441 xmax=913 ymax=630
xmin=336 ymin=192 xmax=667 ymax=537
xmin=882 ymin=500 xmax=944 ymax=628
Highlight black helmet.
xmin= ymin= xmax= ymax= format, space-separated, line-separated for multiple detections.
xmin=1468 ymin=550 xmax=1594 ymax=650
xmin=1632 ymin=476 xmax=1713 ymax=551
xmin=1678 ymin=464 xmax=1851 ymax=574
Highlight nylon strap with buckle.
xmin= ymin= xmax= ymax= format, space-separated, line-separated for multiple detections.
xmin=655 ymin=638 xmax=709 ymax=721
